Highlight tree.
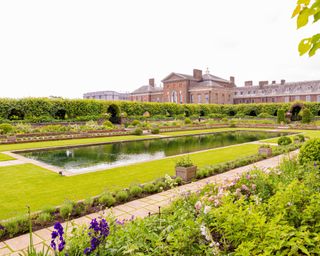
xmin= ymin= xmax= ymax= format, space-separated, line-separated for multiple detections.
xmin=292 ymin=0 xmax=320 ymax=57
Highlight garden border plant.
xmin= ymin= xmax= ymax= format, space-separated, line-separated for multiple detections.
xmin=0 ymin=142 xmax=302 ymax=242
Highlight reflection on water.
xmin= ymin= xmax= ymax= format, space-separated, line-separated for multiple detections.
xmin=21 ymin=131 xmax=286 ymax=173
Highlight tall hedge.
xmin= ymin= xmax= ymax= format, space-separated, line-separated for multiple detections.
xmin=0 ymin=98 xmax=319 ymax=121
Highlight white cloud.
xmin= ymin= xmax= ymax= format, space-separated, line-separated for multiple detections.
xmin=0 ymin=0 xmax=319 ymax=98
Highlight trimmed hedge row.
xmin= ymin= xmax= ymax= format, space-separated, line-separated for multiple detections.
xmin=0 ymin=98 xmax=320 ymax=121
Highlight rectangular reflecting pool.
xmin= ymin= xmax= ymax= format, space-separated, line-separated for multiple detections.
xmin=19 ymin=131 xmax=287 ymax=174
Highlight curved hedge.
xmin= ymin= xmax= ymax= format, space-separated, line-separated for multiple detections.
xmin=1 ymin=98 xmax=320 ymax=122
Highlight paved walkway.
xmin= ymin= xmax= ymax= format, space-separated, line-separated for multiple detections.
xmin=0 ymin=150 xmax=297 ymax=255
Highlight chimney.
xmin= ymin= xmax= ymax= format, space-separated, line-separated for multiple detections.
xmin=281 ymin=79 xmax=286 ymax=85
xmin=230 ymin=76 xmax=235 ymax=85
xmin=193 ymin=69 xmax=202 ymax=81
xmin=149 ymin=78 xmax=155 ymax=87
xmin=272 ymin=80 xmax=276 ymax=85
xmin=259 ymin=81 xmax=268 ymax=88
xmin=244 ymin=81 xmax=253 ymax=87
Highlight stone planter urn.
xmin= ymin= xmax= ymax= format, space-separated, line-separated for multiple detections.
xmin=258 ymin=146 xmax=272 ymax=157
xmin=175 ymin=165 xmax=197 ymax=182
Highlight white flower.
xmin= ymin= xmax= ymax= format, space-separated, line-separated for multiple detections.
xmin=195 ymin=201 xmax=202 ymax=211
xmin=204 ymin=205 xmax=212 ymax=214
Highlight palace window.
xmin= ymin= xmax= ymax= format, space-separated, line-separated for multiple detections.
xmin=295 ymin=95 xmax=300 ymax=101
xmin=306 ymin=95 xmax=311 ymax=102
xmin=179 ymin=91 xmax=183 ymax=104
xmin=205 ymin=94 xmax=209 ymax=103
xmin=285 ymin=96 xmax=289 ymax=103
xmin=317 ymin=95 xmax=320 ymax=102
xmin=198 ymin=94 xmax=202 ymax=103
xmin=190 ymin=95 xmax=194 ymax=103
xmin=171 ymin=91 xmax=178 ymax=103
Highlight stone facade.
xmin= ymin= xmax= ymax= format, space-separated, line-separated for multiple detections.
xmin=83 ymin=91 xmax=129 ymax=101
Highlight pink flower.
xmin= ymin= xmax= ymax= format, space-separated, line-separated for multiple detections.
xmin=251 ymin=184 xmax=256 ymax=190
xmin=235 ymin=188 xmax=242 ymax=197
xmin=241 ymin=184 xmax=249 ymax=191
xmin=246 ymin=174 xmax=251 ymax=180
xmin=214 ymin=199 xmax=220 ymax=207
xmin=204 ymin=205 xmax=212 ymax=214
xmin=208 ymin=196 xmax=215 ymax=202
xmin=195 ymin=201 xmax=202 ymax=211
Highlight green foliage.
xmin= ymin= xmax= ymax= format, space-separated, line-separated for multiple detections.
xmin=115 ymin=190 xmax=129 ymax=202
xmin=131 ymin=120 xmax=141 ymax=126
xmin=184 ymin=117 xmax=192 ymax=124
xmin=36 ymin=212 xmax=53 ymax=223
xmin=128 ymin=185 xmax=143 ymax=197
xmin=299 ymin=138 xmax=320 ymax=164
xmin=103 ymin=120 xmax=114 ymax=128
xmin=98 ymin=192 xmax=116 ymax=207
xmin=301 ymin=108 xmax=312 ymax=123
xmin=59 ymin=201 xmax=73 ymax=219
xmin=278 ymin=136 xmax=293 ymax=146
xmin=132 ymin=127 xmax=143 ymax=135
xmin=151 ymin=127 xmax=160 ymax=134
xmin=143 ymin=183 xmax=156 ymax=193
xmin=277 ymin=109 xmax=286 ymax=123
xmin=0 ymin=123 xmax=14 ymax=134
xmin=293 ymin=0 xmax=320 ymax=56
xmin=3 ymin=215 xmax=29 ymax=237
xmin=294 ymin=134 xmax=305 ymax=142
xmin=257 ymin=112 xmax=274 ymax=118
xmin=175 ymin=155 xmax=193 ymax=167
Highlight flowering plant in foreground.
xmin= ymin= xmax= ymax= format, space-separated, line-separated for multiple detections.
xmin=50 ymin=222 xmax=66 ymax=253
xmin=84 ymin=218 xmax=110 ymax=255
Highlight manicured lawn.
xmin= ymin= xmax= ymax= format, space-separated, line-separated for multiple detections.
xmin=0 ymin=153 xmax=15 ymax=162
xmin=0 ymin=135 xmax=155 ymax=152
xmin=0 ymin=143 xmax=260 ymax=220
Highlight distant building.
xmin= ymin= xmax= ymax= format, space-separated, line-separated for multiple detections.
xmin=83 ymin=91 xmax=129 ymax=101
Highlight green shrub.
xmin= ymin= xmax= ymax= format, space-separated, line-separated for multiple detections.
xmin=129 ymin=185 xmax=143 ymax=197
xmin=60 ymin=202 xmax=73 ymax=219
xmin=184 ymin=118 xmax=192 ymax=125
xmin=277 ymin=109 xmax=286 ymax=123
xmin=294 ymin=134 xmax=305 ymax=142
xmin=37 ymin=212 xmax=53 ymax=223
xmin=151 ymin=127 xmax=160 ymax=134
xmin=301 ymin=108 xmax=312 ymax=123
xmin=103 ymin=120 xmax=114 ymax=128
xmin=115 ymin=190 xmax=129 ymax=202
xmin=132 ymin=128 xmax=143 ymax=136
xmin=98 ymin=192 xmax=116 ymax=207
xmin=4 ymin=215 xmax=29 ymax=237
xmin=174 ymin=176 xmax=183 ymax=185
xmin=131 ymin=120 xmax=141 ymax=126
xmin=0 ymin=123 xmax=14 ymax=134
xmin=278 ymin=136 xmax=292 ymax=146
xmin=143 ymin=183 xmax=156 ymax=193
xmin=175 ymin=155 xmax=193 ymax=167
xmin=155 ymin=181 xmax=167 ymax=192
xmin=298 ymin=138 xmax=320 ymax=165
xmin=42 ymin=206 xmax=56 ymax=215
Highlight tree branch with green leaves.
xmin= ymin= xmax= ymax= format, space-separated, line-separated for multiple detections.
xmin=292 ymin=0 xmax=320 ymax=56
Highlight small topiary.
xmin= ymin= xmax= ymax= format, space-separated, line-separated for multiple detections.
xmin=277 ymin=136 xmax=292 ymax=146
xmin=131 ymin=120 xmax=141 ymax=127
xmin=151 ymin=127 xmax=160 ymax=134
xmin=155 ymin=181 xmax=166 ymax=192
xmin=277 ymin=109 xmax=286 ymax=124
xmin=129 ymin=185 xmax=143 ymax=197
xmin=132 ymin=128 xmax=143 ymax=136
xmin=298 ymin=138 xmax=320 ymax=165
xmin=184 ymin=118 xmax=192 ymax=125
xmin=115 ymin=190 xmax=129 ymax=202
xmin=103 ymin=120 xmax=114 ymax=128
xmin=294 ymin=134 xmax=305 ymax=143
xmin=301 ymin=108 xmax=312 ymax=123
xmin=0 ymin=123 xmax=14 ymax=134
xmin=98 ymin=192 xmax=116 ymax=207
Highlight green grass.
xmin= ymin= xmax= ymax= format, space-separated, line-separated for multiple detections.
xmin=0 ymin=153 xmax=15 ymax=162
xmin=0 ymin=135 xmax=154 ymax=152
xmin=0 ymin=143 xmax=260 ymax=220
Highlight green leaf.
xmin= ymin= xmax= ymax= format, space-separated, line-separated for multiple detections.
xmin=314 ymin=11 xmax=320 ymax=22
xmin=298 ymin=38 xmax=312 ymax=55
xmin=297 ymin=8 xmax=310 ymax=28
xmin=292 ymin=5 xmax=301 ymax=18
xmin=309 ymin=42 xmax=320 ymax=56
xmin=297 ymin=0 xmax=311 ymax=5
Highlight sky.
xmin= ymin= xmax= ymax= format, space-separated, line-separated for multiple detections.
xmin=0 ymin=0 xmax=319 ymax=99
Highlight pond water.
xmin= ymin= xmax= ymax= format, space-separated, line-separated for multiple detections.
xmin=20 ymin=131 xmax=286 ymax=173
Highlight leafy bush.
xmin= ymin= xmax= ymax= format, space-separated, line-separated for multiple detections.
xmin=129 ymin=185 xmax=143 ymax=197
xmin=131 ymin=127 xmax=143 ymax=135
xmin=0 ymin=123 xmax=14 ymax=134
xmin=3 ymin=215 xmax=29 ymax=237
xmin=184 ymin=118 xmax=192 ymax=125
xmin=294 ymin=134 xmax=305 ymax=142
xmin=298 ymin=138 xmax=320 ymax=165
xmin=60 ymin=201 xmax=73 ymax=219
xmin=98 ymin=192 xmax=116 ymax=207
xmin=277 ymin=109 xmax=286 ymax=123
xmin=42 ymin=206 xmax=56 ymax=215
xmin=151 ymin=127 xmax=160 ymax=134
xmin=143 ymin=183 xmax=156 ymax=193
xmin=131 ymin=120 xmax=141 ymax=127
xmin=175 ymin=155 xmax=193 ymax=167
xmin=115 ymin=190 xmax=129 ymax=202
xmin=37 ymin=212 xmax=53 ymax=223
xmin=278 ymin=136 xmax=292 ymax=146
xmin=155 ymin=181 xmax=167 ymax=192
xmin=301 ymin=108 xmax=312 ymax=123
xmin=103 ymin=120 xmax=114 ymax=128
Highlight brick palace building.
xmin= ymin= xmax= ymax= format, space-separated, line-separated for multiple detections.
xmin=84 ymin=68 xmax=320 ymax=104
